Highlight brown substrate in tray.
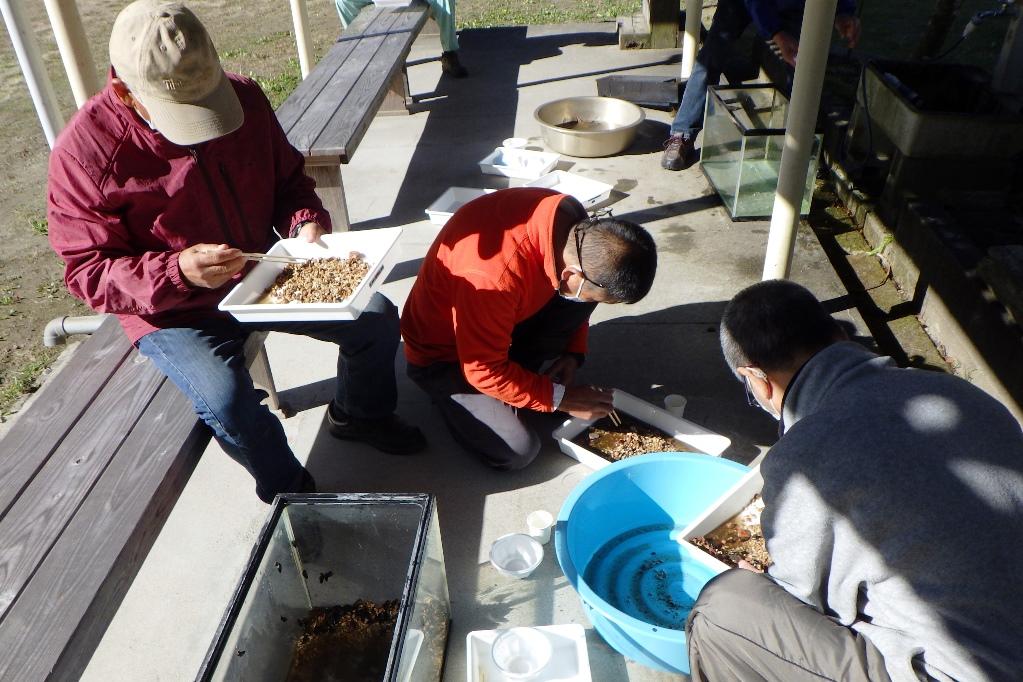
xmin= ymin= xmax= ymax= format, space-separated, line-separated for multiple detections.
xmin=573 ymin=413 xmax=698 ymax=462
xmin=262 ymin=253 xmax=369 ymax=304
xmin=287 ymin=598 xmax=399 ymax=682
xmin=690 ymin=495 xmax=772 ymax=571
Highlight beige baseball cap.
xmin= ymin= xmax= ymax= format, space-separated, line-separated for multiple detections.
xmin=109 ymin=0 xmax=243 ymax=145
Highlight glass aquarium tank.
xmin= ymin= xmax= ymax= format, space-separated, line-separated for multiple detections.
xmin=199 ymin=493 xmax=450 ymax=682
xmin=700 ymin=84 xmax=821 ymax=220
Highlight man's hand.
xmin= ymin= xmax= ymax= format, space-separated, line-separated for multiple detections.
xmin=737 ymin=559 xmax=764 ymax=573
xmin=178 ymin=243 xmax=245 ymax=289
xmin=544 ymin=354 xmax=580 ymax=385
xmin=559 ymin=385 xmax=615 ymax=420
xmin=296 ymin=221 xmax=326 ymax=243
xmin=834 ymin=15 xmax=861 ymax=49
xmin=771 ymin=31 xmax=799 ymax=66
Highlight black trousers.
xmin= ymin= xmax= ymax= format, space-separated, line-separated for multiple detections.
xmin=686 ymin=569 xmax=893 ymax=682
xmin=407 ymin=294 xmax=597 ymax=469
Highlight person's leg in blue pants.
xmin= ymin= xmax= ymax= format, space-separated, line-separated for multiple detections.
xmin=662 ymin=0 xmax=752 ymax=170
xmin=334 ymin=0 xmax=467 ymax=77
xmin=138 ymin=293 xmax=423 ymax=502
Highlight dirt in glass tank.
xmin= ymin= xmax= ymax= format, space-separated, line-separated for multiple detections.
xmin=287 ymin=598 xmax=398 ymax=682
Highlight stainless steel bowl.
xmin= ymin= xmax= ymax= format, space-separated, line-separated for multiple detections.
xmin=534 ymin=96 xmax=645 ymax=157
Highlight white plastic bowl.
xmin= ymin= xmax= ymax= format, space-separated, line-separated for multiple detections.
xmin=491 ymin=627 xmax=553 ymax=679
xmin=490 ymin=533 xmax=543 ymax=578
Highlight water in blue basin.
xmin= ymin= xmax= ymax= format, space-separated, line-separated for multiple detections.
xmin=582 ymin=523 xmax=719 ymax=630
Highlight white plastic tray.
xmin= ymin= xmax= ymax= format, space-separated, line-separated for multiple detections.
xmin=425 ymin=187 xmax=496 ymax=225
xmin=552 ymin=390 xmax=731 ymax=471
xmin=218 ymin=227 xmax=402 ymax=322
xmin=679 ymin=464 xmax=764 ymax=539
xmin=479 ymin=147 xmax=560 ymax=180
xmin=372 ymin=0 xmax=414 ymax=7
xmin=466 ymin=624 xmax=591 ymax=682
xmin=525 ymin=171 xmax=613 ymax=209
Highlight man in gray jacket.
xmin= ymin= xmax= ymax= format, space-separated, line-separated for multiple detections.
xmin=686 ymin=279 xmax=1023 ymax=681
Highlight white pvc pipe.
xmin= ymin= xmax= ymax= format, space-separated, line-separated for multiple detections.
xmin=681 ymin=0 xmax=703 ymax=78
xmin=0 ymin=0 xmax=65 ymax=148
xmin=762 ymin=0 xmax=836 ymax=281
xmin=43 ymin=0 xmax=99 ymax=108
xmin=289 ymin=0 xmax=313 ymax=79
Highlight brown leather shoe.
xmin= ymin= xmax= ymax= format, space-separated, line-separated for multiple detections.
xmin=661 ymin=134 xmax=696 ymax=171
xmin=440 ymin=50 xmax=468 ymax=78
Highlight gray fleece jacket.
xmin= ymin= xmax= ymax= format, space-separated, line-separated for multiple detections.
xmin=763 ymin=342 xmax=1023 ymax=682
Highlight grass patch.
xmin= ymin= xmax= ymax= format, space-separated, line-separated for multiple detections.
xmin=252 ymin=58 xmax=303 ymax=109
xmin=458 ymin=0 xmax=640 ymax=29
xmin=0 ymin=352 xmax=59 ymax=421
xmin=28 ymin=215 xmax=47 ymax=236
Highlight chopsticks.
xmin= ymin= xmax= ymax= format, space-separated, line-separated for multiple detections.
xmin=241 ymin=252 xmax=309 ymax=264
xmin=608 ymin=408 xmax=622 ymax=428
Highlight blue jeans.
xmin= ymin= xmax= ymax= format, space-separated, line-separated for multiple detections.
xmin=670 ymin=0 xmax=801 ymax=137
xmin=137 ymin=292 xmax=400 ymax=502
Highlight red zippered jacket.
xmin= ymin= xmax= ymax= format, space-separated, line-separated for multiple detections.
xmin=47 ymin=72 xmax=331 ymax=345
xmin=401 ymin=188 xmax=587 ymax=412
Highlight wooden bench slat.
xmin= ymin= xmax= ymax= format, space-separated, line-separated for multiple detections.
xmin=276 ymin=5 xmax=404 ymax=135
xmin=0 ymin=381 xmax=208 ymax=681
xmin=314 ymin=9 xmax=427 ymax=158
xmin=0 ymin=318 xmax=130 ymax=518
xmin=0 ymin=348 xmax=166 ymax=621
xmin=284 ymin=10 xmax=406 ymax=157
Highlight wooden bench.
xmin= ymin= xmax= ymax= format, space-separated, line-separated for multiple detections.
xmin=276 ymin=1 xmax=430 ymax=231
xmin=0 ymin=318 xmax=278 ymax=679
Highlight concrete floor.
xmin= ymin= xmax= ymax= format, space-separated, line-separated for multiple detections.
xmin=82 ymin=22 xmax=867 ymax=682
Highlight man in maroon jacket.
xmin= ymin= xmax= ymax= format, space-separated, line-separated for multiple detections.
xmin=47 ymin=0 xmax=424 ymax=503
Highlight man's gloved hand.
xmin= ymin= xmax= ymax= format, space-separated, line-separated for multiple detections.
xmin=559 ymin=385 xmax=615 ymax=420
xmin=771 ymin=30 xmax=799 ymax=66
xmin=544 ymin=354 xmax=581 ymax=385
xmin=178 ymin=243 xmax=245 ymax=288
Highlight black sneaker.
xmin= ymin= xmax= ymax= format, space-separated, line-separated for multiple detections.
xmin=326 ymin=403 xmax=427 ymax=455
xmin=440 ymin=50 xmax=468 ymax=78
xmin=661 ymin=134 xmax=696 ymax=171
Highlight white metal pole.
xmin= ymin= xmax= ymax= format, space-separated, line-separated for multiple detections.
xmin=681 ymin=0 xmax=703 ymax=78
xmin=0 ymin=0 xmax=65 ymax=148
xmin=289 ymin=0 xmax=313 ymax=79
xmin=43 ymin=0 xmax=99 ymax=108
xmin=762 ymin=0 xmax=836 ymax=281
xmin=992 ymin=2 xmax=1023 ymax=95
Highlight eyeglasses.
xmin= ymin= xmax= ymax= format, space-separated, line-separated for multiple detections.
xmin=573 ymin=220 xmax=608 ymax=291
xmin=743 ymin=374 xmax=759 ymax=408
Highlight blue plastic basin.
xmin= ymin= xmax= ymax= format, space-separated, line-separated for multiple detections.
xmin=554 ymin=452 xmax=749 ymax=674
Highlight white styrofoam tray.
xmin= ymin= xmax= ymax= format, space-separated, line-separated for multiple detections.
xmin=676 ymin=464 xmax=765 ymax=572
xmin=479 ymin=147 xmax=560 ymax=180
xmin=525 ymin=171 xmax=613 ymax=209
xmin=466 ymin=624 xmax=591 ymax=682
xmin=218 ymin=227 xmax=402 ymax=322
xmin=425 ymin=187 xmax=497 ymax=225
xmin=552 ymin=390 xmax=731 ymax=471
xmin=372 ymin=0 xmax=414 ymax=7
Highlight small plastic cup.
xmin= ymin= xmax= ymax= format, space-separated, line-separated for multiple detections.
xmin=526 ymin=510 xmax=554 ymax=545
xmin=502 ymin=137 xmax=528 ymax=149
xmin=490 ymin=533 xmax=543 ymax=578
xmin=491 ymin=627 xmax=552 ymax=679
xmin=663 ymin=394 xmax=687 ymax=418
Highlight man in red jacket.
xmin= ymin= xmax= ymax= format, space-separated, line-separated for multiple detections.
xmin=47 ymin=0 xmax=424 ymax=503
xmin=402 ymin=188 xmax=657 ymax=469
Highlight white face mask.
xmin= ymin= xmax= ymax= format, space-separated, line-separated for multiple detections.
xmin=558 ymin=266 xmax=587 ymax=302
